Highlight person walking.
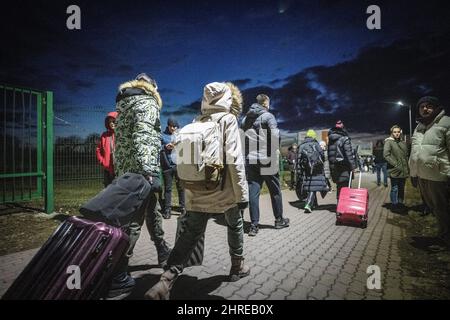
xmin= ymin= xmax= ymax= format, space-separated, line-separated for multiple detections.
xmin=373 ymin=139 xmax=388 ymax=187
xmin=298 ymin=130 xmax=328 ymax=213
xmin=145 ymin=82 xmax=250 ymax=300
xmin=160 ymin=117 xmax=185 ymax=219
xmin=287 ymin=143 xmax=298 ymax=190
xmin=327 ymin=120 xmax=358 ymax=201
xmin=107 ymin=73 xmax=171 ymax=299
xmin=241 ymin=94 xmax=290 ymax=237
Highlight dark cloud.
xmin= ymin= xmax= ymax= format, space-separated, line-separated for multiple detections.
xmin=173 ymin=31 xmax=450 ymax=133
xmin=252 ymin=31 xmax=450 ymax=133
xmin=162 ymin=100 xmax=200 ymax=117
xmin=65 ymin=79 xmax=95 ymax=92
xmin=230 ymin=78 xmax=253 ymax=87
xmin=159 ymin=88 xmax=186 ymax=96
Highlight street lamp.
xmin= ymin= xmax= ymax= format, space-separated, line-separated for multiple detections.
xmin=397 ymin=101 xmax=412 ymax=142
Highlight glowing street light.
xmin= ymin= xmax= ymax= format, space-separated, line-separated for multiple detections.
xmin=396 ymin=101 xmax=412 ymax=142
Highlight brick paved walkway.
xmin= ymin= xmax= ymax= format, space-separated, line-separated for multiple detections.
xmin=0 ymin=175 xmax=425 ymax=299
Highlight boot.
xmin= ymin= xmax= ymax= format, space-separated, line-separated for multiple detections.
xmin=229 ymin=255 xmax=250 ymax=282
xmin=156 ymin=240 xmax=172 ymax=267
xmin=144 ymin=269 xmax=178 ymax=300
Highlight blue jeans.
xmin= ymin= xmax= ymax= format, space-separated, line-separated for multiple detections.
xmin=390 ymin=177 xmax=406 ymax=205
xmin=247 ymin=164 xmax=283 ymax=226
xmin=162 ymin=166 xmax=185 ymax=212
xmin=375 ymin=163 xmax=388 ymax=186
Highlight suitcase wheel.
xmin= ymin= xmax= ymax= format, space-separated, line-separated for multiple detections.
xmin=335 ymin=220 xmax=342 ymax=226
xmin=361 ymin=221 xmax=367 ymax=229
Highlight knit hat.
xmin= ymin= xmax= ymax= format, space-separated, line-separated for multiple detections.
xmin=306 ymin=129 xmax=317 ymax=139
xmin=416 ymin=96 xmax=443 ymax=124
xmin=335 ymin=120 xmax=344 ymax=129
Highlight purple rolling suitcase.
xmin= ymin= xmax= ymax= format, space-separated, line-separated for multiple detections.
xmin=3 ymin=216 xmax=129 ymax=300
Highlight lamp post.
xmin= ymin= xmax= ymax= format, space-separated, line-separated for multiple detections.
xmin=397 ymin=101 xmax=412 ymax=142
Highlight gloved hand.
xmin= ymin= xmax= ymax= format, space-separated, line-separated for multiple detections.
xmin=237 ymin=202 xmax=248 ymax=210
xmin=410 ymin=176 xmax=418 ymax=188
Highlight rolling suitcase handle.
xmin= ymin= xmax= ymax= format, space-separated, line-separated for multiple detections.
xmin=348 ymin=170 xmax=363 ymax=189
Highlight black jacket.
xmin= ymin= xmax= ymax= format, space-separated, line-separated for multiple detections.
xmin=298 ymin=137 xmax=328 ymax=192
xmin=327 ymin=128 xmax=357 ymax=183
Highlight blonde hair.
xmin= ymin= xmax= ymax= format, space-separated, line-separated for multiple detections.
xmin=256 ymin=94 xmax=270 ymax=108
xmin=118 ymin=79 xmax=162 ymax=108
xmin=390 ymin=125 xmax=402 ymax=134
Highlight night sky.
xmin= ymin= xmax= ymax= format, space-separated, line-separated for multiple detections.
xmin=1 ymin=0 xmax=449 ymax=137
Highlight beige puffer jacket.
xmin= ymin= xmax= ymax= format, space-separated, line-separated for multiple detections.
xmin=409 ymin=110 xmax=450 ymax=182
xmin=185 ymin=82 xmax=249 ymax=213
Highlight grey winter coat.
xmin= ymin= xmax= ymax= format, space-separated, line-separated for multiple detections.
xmin=409 ymin=110 xmax=450 ymax=182
xmin=241 ymin=103 xmax=279 ymax=166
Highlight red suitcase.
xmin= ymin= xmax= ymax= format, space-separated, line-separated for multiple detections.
xmin=2 ymin=216 xmax=129 ymax=300
xmin=336 ymin=171 xmax=368 ymax=228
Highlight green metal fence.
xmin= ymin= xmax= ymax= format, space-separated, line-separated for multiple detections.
xmin=0 ymin=85 xmax=54 ymax=213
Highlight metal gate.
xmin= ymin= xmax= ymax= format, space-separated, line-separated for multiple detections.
xmin=0 ymin=84 xmax=54 ymax=213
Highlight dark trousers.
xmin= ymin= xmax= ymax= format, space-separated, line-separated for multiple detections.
xmin=166 ymin=207 xmax=243 ymax=274
xmin=115 ymin=177 xmax=165 ymax=275
xmin=247 ymin=164 xmax=283 ymax=226
xmin=103 ymin=170 xmax=115 ymax=188
xmin=162 ymin=166 xmax=185 ymax=212
xmin=390 ymin=177 xmax=406 ymax=205
xmin=290 ymin=170 xmax=295 ymax=188
xmin=336 ymin=181 xmax=349 ymax=201
xmin=418 ymin=178 xmax=450 ymax=238
xmin=375 ymin=163 xmax=388 ymax=186
xmin=306 ymin=192 xmax=318 ymax=208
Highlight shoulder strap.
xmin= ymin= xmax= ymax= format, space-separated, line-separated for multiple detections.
xmin=219 ymin=114 xmax=229 ymax=191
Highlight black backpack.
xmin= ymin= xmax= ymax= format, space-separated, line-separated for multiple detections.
xmin=299 ymin=143 xmax=323 ymax=175
xmin=333 ymin=136 xmax=348 ymax=163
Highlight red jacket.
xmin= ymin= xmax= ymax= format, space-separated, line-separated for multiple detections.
xmin=96 ymin=112 xmax=117 ymax=174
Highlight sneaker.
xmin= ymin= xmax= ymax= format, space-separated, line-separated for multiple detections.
xmin=106 ymin=272 xmax=135 ymax=300
xmin=248 ymin=225 xmax=259 ymax=236
xmin=274 ymin=217 xmax=290 ymax=229
xmin=304 ymin=205 xmax=312 ymax=214
xmin=156 ymin=241 xmax=172 ymax=267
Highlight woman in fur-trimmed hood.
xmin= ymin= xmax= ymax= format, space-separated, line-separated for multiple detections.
xmin=145 ymin=82 xmax=250 ymax=300
xmin=108 ymin=73 xmax=172 ymax=300
xmin=190 ymin=81 xmax=248 ymax=213
xmin=114 ymin=74 xmax=162 ymax=178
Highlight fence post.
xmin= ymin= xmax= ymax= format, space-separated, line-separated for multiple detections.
xmin=44 ymin=91 xmax=54 ymax=213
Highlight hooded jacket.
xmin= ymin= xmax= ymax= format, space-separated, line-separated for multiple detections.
xmin=383 ymin=136 xmax=409 ymax=178
xmin=327 ymin=127 xmax=357 ymax=183
xmin=96 ymin=111 xmax=117 ymax=174
xmin=409 ymin=110 xmax=450 ymax=181
xmin=185 ymin=82 xmax=249 ymax=213
xmin=241 ymin=103 xmax=279 ymax=166
xmin=114 ymin=80 xmax=162 ymax=178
